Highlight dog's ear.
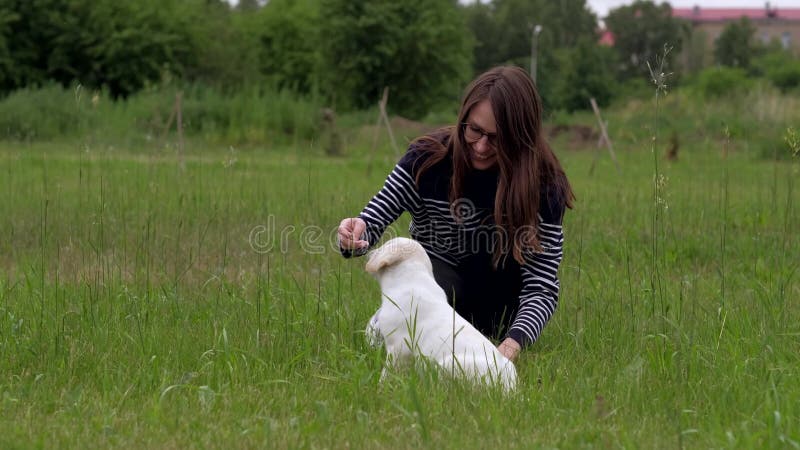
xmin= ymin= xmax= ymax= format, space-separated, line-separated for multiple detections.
xmin=366 ymin=239 xmax=426 ymax=274
xmin=365 ymin=247 xmax=399 ymax=274
xmin=365 ymin=239 xmax=413 ymax=274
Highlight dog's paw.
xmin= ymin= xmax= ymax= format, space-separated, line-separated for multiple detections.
xmin=365 ymin=312 xmax=384 ymax=348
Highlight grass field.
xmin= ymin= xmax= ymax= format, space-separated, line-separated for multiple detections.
xmin=0 ymin=113 xmax=798 ymax=448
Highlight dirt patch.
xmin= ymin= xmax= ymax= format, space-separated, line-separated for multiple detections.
xmin=357 ymin=116 xmax=446 ymax=145
xmin=545 ymin=124 xmax=600 ymax=149
xmin=389 ymin=116 xmax=440 ymax=135
xmin=358 ymin=118 xmax=602 ymax=151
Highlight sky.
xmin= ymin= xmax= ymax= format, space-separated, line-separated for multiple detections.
xmin=586 ymin=1 xmax=800 ymax=18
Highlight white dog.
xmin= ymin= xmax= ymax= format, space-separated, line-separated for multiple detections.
xmin=365 ymin=237 xmax=517 ymax=391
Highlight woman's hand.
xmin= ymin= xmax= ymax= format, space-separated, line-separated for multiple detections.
xmin=497 ymin=337 xmax=521 ymax=361
xmin=338 ymin=217 xmax=369 ymax=250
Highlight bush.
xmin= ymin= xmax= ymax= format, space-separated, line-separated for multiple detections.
xmin=766 ymin=61 xmax=800 ymax=93
xmin=694 ymin=67 xmax=751 ymax=98
xmin=0 ymin=84 xmax=95 ymax=140
xmin=0 ymin=83 xmax=323 ymax=146
xmin=754 ymin=127 xmax=795 ymax=160
xmin=615 ymin=78 xmax=653 ymax=101
xmin=752 ymin=50 xmax=800 ymax=93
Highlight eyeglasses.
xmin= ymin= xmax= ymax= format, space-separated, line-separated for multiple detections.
xmin=461 ymin=122 xmax=498 ymax=148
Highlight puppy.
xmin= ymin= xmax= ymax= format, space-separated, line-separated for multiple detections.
xmin=365 ymin=237 xmax=517 ymax=391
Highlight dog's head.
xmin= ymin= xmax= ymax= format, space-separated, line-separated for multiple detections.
xmin=365 ymin=237 xmax=432 ymax=276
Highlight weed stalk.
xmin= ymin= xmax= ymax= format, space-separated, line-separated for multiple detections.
xmin=646 ymin=45 xmax=672 ymax=317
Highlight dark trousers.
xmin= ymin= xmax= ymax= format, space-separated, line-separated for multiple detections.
xmin=429 ymin=254 xmax=522 ymax=341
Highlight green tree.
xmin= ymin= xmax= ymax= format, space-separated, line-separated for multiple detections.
xmin=605 ymin=0 xmax=687 ymax=80
xmin=462 ymin=1 xmax=501 ymax=73
xmin=253 ymin=0 xmax=321 ymax=93
xmin=0 ymin=6 xmax=20 ymax=92
xmin=1 ymin=0 xmax=193 ymax=97
xmin=555 ymin=39 xmax=618 ymax=112
xmin=319 ymin=0 xmax=472 ymax=118
xmin=1 ymin=0 xmax=54 ymax=93
xmin=83 ymin=0 xmax=193 ymax=97
xmin=713 ymin=17 xmax=757 ymax=69
xmin=465 ymin=0 xmax=598 ymax=70
xmin=462 ymin=0 xmax=599 ymax=111
xmin=492 ymin=0 xmax=598 ymax=58
xmin=236 ymin=0 xmax=262 ymax=12
xmin=179 ymin=0 xmax=263 ymax=88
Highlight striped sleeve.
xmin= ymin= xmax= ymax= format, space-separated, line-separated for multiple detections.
xmin=341 ymin=157 xmax=422 ymax=258
xmin=506 ymin=188 xmax=567 ymax=347
xmin=506 ymin=220 xmax=564 ymax=347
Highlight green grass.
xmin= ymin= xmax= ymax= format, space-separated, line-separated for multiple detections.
xmin=0 ymin=111 xmax=798 ymax=448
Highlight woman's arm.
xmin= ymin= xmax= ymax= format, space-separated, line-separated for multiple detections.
xmin=339 ymin=158 xmax=422 ymax=258
xmin=506 ymin=219 xmax=564 ymax=347
xmin=505 ymin=186 xmax=567 ymax=349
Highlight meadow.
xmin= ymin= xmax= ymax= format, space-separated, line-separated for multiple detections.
xmin=0 ymin=89 xmax=798 ymax=449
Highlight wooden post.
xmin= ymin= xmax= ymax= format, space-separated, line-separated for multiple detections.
xmin=589 ymin=97 xmax=621 ymax=175
xmin=367 ymin=87 xmax=400 ymax=175
xmin=591 ymin=119 xmax=608 ymax=172
xmin=321 ymin=108 xmax=342 ymax=156
xmin=368 ymin=89 xmax=387 ymax=168
xmin=378 ymin=88 xmax=399 ymax=158
xmin=176 ymin=92 xmax=185 ymax=171
xmin=160 ymin=102 xmax=177 ymax=143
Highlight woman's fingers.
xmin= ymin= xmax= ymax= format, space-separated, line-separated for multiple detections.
xmin=351 ymin=218 xmax=366 ymax=243
xmin=497 ymin=338 xmax=521 ymax=361
xmin=338 ymin=218 xmax=368 ymax=249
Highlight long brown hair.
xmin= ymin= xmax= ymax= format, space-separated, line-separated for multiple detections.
xmin=414 ymin=66 xmax=575 ymax=266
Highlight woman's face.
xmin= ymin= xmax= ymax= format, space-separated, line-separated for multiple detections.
xmin=464 ymin=99 xmax=498 ymax=171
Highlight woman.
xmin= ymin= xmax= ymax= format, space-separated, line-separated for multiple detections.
xmin=338 ymin=66 xmax=574 ymax=361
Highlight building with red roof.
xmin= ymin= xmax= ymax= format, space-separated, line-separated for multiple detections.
xmin=598 ymin=4 xmax=800 ymax=70
xmin=675 ymin=4 xmax=800 ymax=68
xmin=673 ymin=6 xmax=800 ymax=22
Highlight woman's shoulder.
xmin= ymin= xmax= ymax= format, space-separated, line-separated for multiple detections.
xmin=539 ymin=180 xmax=568 ymax=225
xmin=397 ymin=128 xmax=452 ymax=175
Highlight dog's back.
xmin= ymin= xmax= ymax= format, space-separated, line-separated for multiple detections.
xmin=424 ymin=305 xmax=518 ymax=391
xmin=378 ymin=296 xmax=518 ymax=391
xmin=367 ymin=237 xmax=518 ymax=391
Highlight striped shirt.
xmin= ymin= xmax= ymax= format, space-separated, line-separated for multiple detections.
xmin=346 ymin=144 xmax=565 ymax=347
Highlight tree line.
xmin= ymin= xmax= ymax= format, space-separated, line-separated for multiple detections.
xmin=0 ymin=0 xmax=796 ymax=119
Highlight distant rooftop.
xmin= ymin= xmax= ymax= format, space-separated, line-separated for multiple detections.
xmin=672 ymin=6 xmax=800 ymax=22
xmin=598 ymin=29 xmax=615 ymax=46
